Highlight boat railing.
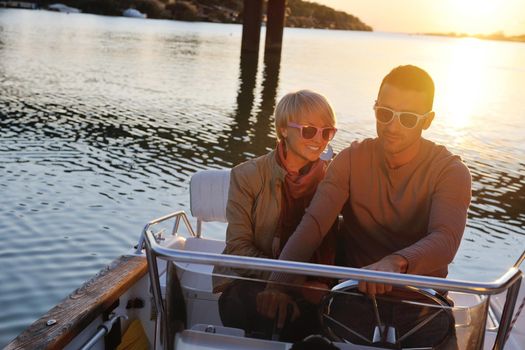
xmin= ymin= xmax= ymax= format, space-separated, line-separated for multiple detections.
xmin=139 ymin=210 xmax=524 ymax=350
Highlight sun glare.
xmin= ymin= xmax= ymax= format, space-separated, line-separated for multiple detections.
xmin=445 ymin=0 xmax=502 ymax=34
xmin=452 ymin=0 xmax=497 ymax=17
xmin=437 ymin=38 xmax=490 ymax=131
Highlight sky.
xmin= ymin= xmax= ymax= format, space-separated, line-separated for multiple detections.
xmin=316 ymin=0 xmax=525 ymax=36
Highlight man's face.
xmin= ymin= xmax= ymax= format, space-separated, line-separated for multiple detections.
xmin=375 ymin=83 xmax=434 ymax=156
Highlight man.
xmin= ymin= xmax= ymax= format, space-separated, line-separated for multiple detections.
xmin=257 ymin=65 xmax=471 ymax=347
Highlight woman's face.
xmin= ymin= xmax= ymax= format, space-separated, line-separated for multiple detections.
xmin=280 ymin=111 xmax=333 ymax=170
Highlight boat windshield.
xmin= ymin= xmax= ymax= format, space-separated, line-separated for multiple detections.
xmin=141 ymin=213 xmax=522 ymax=350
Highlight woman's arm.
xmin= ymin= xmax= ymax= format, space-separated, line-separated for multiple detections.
xmin=224 ymin=163 xmax=270 ymax=259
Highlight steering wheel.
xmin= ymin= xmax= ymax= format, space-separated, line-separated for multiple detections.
xmin=319 ymin=280 xmax=455 ymax=349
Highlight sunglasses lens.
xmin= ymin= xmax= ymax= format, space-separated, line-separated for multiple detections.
xmin=399 ymin=113 xmax=418 ymax=128
xmin=322 ymin=128 xmax=336 ymax=141
xmin=301 ymin=126 xmax=318 ymax=139
xmin=375 ymin=108 xmax=394 ymax=124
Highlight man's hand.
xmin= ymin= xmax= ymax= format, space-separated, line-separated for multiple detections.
xmin=358 ymin=254 xmax=408 ymax=296
xmin=256 ymin=288 xmax=300 ymax=329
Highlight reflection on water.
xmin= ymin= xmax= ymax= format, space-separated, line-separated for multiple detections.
xmin=218 ymin=51 xmax=281 ymax=163
xmin=0 ymin=9 xmax=524 ymax=346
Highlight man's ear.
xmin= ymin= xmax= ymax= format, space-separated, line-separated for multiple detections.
xmin=422 ymin=112 xmax=434 ymax=130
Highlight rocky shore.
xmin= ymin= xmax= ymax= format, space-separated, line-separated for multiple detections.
xmin=35 ymin=0 xmax=373 ymax=31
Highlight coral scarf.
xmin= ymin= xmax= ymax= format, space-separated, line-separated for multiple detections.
xmin=274 ymin=141 xmax=334 ymax=267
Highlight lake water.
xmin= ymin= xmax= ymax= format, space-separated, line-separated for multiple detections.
xmin=0 ymin=9 xmax=524 ymax=346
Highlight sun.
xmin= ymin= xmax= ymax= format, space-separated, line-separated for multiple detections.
xmin=451 ymin=0 xmax=498 ymax=16
xmin=446 ymin=0 xmax=501 ymax=34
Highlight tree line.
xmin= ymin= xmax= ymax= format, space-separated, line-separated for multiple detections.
xmin=36 ymin=0 xmax=372 ymax=31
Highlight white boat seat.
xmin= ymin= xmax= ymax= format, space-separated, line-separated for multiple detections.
xmin=175 ymin=237 xmax=225 ymax=293
xmin=167 ymin=169 xmax=231 ymax=327
xmin=172 ymin=236 xmax=226 ymax=327
xmin=190 ymin=169 xmax=231 ymax=236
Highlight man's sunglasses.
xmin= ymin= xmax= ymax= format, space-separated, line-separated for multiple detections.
xmin=287 ymin=122 xmax=337 ymax=141
xmin=374 ymin=105 xmax=431 ymax=129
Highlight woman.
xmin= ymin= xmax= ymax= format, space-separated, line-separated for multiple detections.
xmin=213 ymin=90 xmax=338 ymax=341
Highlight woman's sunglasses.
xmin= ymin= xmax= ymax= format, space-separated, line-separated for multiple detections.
xmin=374 ymin=105 xmax=431 ymax=129
xmin=287 ymin=122 xmax=337 ymax=141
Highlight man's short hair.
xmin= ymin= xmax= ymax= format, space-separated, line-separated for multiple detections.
xmin=379 ymin=65 xmax=435 ymax=110
xmin=274 ymin=90 xmax=336 ymax=141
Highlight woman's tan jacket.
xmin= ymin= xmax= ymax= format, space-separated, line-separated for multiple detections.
xmin=212 ymin=150 xmax=287 ymax=293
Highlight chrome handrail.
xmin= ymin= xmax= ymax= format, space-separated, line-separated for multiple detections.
xmin=141 ymin=211 xmax=523 ymax=350
xmin=134 ymin=210 xmax=196 ymax=255
xmin=514 ymin=250 xmax=525 ymax=269
xmin=145 ymin=229 xmax=522 ymax=295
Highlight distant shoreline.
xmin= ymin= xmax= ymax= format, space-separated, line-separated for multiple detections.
xmin=1 ymin=6 xmax=522 ymax=43
xmin=0 ymin=0 xmax=372 ymax=32
xmin=421 ymin=32 xmax=525 ymax=43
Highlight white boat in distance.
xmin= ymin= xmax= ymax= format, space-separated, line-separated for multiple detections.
xmin=47 ymin=3 xmax=81 ymax=13
xmin=123 ymin=8 xmax=147 ymax=19
xmin=6 ymin=169 xmax=525 ymax=350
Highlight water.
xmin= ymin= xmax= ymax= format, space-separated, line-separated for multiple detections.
xmin=0 ymin=9 xmax=524 ymax=346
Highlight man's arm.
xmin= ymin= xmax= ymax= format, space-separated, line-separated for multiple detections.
xmin=257 ymin=148 xmax=352 ymax=322
xmin=271 ymin=147 xmax=352 ymax=282
xmin=358 ymin=159 xmax=471 ymax=295
xmin=396 ymin=160 xmax=472 ymax=274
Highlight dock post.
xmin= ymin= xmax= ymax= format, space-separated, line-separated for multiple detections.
xmin=265 ymin=0 xmax=286 ymax=54
xmin=241 ymin=0 xmax=263 ymax=53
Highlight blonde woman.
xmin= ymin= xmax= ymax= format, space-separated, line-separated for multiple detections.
xmin=213 ymin=90 xmax=338 ymax=341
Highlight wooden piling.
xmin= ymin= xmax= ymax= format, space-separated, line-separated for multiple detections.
xmin=241 ymin=0 xmax=263 ymax=53
xmin=265 ymin=0 xmax=286 ymax=54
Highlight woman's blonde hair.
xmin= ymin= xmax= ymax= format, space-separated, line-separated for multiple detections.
xmin=274 ymin=90 xmax=336 ymax=140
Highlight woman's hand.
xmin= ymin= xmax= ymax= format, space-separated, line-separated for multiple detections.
xmin=256 ymin=288 xmax=300 ymax=329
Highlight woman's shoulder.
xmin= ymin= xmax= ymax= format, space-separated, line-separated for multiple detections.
xmin=231 ymin=151 xmax=276 ymax=185
xmin=233 ymin=151 xmax=274 ymax=173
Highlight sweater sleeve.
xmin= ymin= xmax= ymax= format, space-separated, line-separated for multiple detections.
xmin=396 ymin=159 xmax=472 ymax=275
xmin=224 ymin=164 xmax=269 ymax=259
xmin=271 ymin=147 xmax=352 ymax=282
